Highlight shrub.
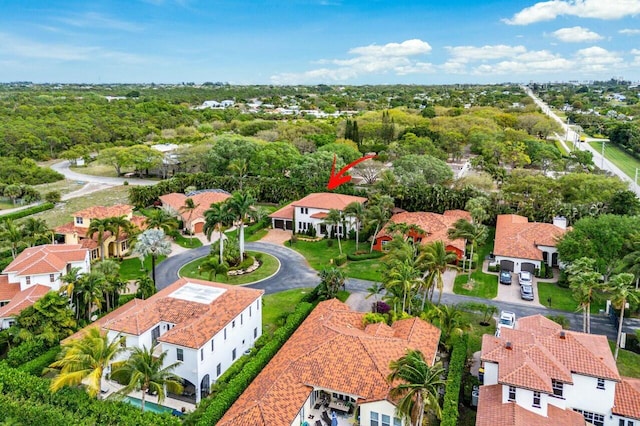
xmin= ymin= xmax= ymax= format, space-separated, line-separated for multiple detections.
xmin=334 ymin=254 xmax=347 ymax=266
xmin=123 ymin=180 xmax=129 ymax=186
xmin=362 ymin=312 xmax=386 ymax=326
xmin=326 ymin=239 xmax=334 ymax=248
xmin=441 ymin=334 xmax=468 ymax=426
xmin=0 ymin=202 xmax=54 ymax=221
xmin=7 ymin=339 xmax=48 ymax=367
xmin=546 ymin=314 xmax=570 ymax=329
xmin=44 ymin=190 xmax=62 ymax=204
xmin=347 ymin=251 xmax=385 ymax=261
xmin=17 ymin=346 xmax=61 ymax=376
xmin=374 ymin=301 xmax=391 ymax=314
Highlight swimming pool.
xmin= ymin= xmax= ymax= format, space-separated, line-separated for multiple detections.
xmin=123 ymin=396 xmax=175 ymax=414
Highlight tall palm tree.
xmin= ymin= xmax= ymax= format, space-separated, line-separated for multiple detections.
xmin=323 ymin=208 xmax=344 ymax=255
xmin=228 ymin=158 xmax=248 ymax=191
xmin=108 ymin=215 xmax=136 ymax=257
xmin=74 ymin=271 xmax=106 ymax=321
xmin=49 ymin=327 xmax=125 ymax=398
xmin=447 ymin=218 xmax=488 ymax=283
xmin=203 ymin=202 xmax=235 ymax=264
xmin=385 ymin=259 xmax=421 ymax=314
xmin=566 ymin=257 xmax=602 ymax=333
xmin=135 ymin=275 xmax=156 ymax=300
xmin=111 ymin=345 xmax=183 ymax=411
xmin=426 ymin=304 xmax=468 ymax=350
xmin=131 ymin=229 xmax=172 ymax=287
xmin=87 ymin=218 xmax=116 ymax=261
xmin=365 ymin=204 xmax=392 ymax=253
xmin=60 ymin=266 xmax=82 ymax=311
xmin=318 ymin=267 xmax=346 ymax=300
xmin=21 ymin=217 xmax=53 ymax=246
xmin=93 ymin=260 xmax=122 ymax=312
xmin=366 ymin=282 xmax=384 ymax=312
xmin=226 ymin=191 xmax=256 ymax=259
xmin=344 ymin=201 xmax=366 ymax=252
xmin=179 ymin=198 xmax=200 ymax=244
xmin=387 ymin=349 xmax=445 ymax=426
xmin=606 ymin=273 xmax=640 ymax=360
xmin=144 ymin=208 xmax=179 ymax=235
xmin=0 ymin=219 xmax=26 ymax=259
xmin=418 ymin=240 xmax=458 ymax=305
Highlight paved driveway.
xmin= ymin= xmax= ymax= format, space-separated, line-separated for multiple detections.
xmin=496 ymin=277 xmax=543 ymax=307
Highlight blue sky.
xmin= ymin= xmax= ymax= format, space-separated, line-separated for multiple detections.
xmin=0 ymin=0 xmax=639 ymax=84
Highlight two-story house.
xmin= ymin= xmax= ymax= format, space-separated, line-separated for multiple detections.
xmin=64 ymin=277 xmax=263 ymax=403
xmin=372 ymin=210 xmax=472 ymax=260
xmin=54 ymin=204 xmax=146 ymax=260
xmin=477 ymin=314 xmax=640 ymax=426
xmin=0 ymin=244 xmax=90 ymax=328
xmin=218 ymin=299 xmax=441 ymax=426
xmin=268 ymin=192 xmax=367 ymax=237
xmin=159 ymin=189 xmax=231 ymax=234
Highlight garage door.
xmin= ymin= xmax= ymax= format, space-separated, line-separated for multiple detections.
xmin=274 ymin=219 xmax=285 ymax=230
xmin=194 ymin=222 xmax=204 ymax=234
xmin=521 ymin=262 xmax=536 ymax=273
xmin=500 ymin=260 xmax=514 ymax=272
xmin=285 ymin=221 xmax=293 ymax=231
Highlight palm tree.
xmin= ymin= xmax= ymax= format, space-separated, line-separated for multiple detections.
xmin=387 ymin=349 xmax=445 ymax=426
xmin=318 ymin=267 xmax=346 ymax=300
xmin=365 ymin=204 xmax=392 ymax=253
xmin=385 ymin=259 xmax=421 ymax=314
xmin=144 ymin=208 xmax=179 ymax=235
xmin=0 ymin=219 xmax=26 ymax=259
xmin=74 ymin=271 xmax=107 ymax=321
xmin=49 ymin=327 xmax=125 ymax=398
xmin=199 ymin=257 xmax=228 ymax=281
xmin=3 ymin=184 xmax=22 ymax=205
xmin=131 ymin=229 xmax=172 ymax=287
xmin=226 ymin=191 xmax=256 ymax=259
xmin=323 ymin=208 xmax=344 ymax=255
xmin=93 ymin=260 xmax=122 ymax=312
xmin=60 ymin=266 xmax=82 ymax=311
xmin=111 ymin=345 xmax=183 ymax=411
xmin=87 ymin=218 xmax=115 ymax=261
xmin=108 ymin=215 xmax=136 ymax=257
xmin=179 ymin=198 xmax=200 ymax=244
xmin=228 ymin=158 xmax=248 ymax=191
xmin=344 ymin=201 xmax=366 ymax=252
xmin=21 ymin=217 xmax=53 ymax=246
xmin=566 ymin=257 xmax=602 ymax=333
xmin=606 ymin=273 xmax=640 ymax=360
xmin=203 ymin=202 xmax=235 ymax=264
xmin=366 ymin=282 xmax=384 ymax=312
xmin=426 ymin=304 xmax=468 ymax=350
xmin=135 ymin=275 xmax=156 ymax=300
xmin=418 ymin=240 xmax=458 ymax=305
xmin=447 ymin=218 xmax=488 ymax=283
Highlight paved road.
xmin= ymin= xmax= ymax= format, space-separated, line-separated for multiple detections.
xmin=523 ymin=86 xmax=640 ymax=197
xmin=51 ymin=160 xmax=158 ymax=186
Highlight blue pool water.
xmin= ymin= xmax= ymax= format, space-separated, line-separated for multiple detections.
xmin=123 ymin=396 xmax=175 ymax=414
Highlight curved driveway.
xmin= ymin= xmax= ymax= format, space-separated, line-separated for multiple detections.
xmin=155 ymin=241 xmax=320 ymax=294
xmin=51 ymin=160 xmax=157 ymax=186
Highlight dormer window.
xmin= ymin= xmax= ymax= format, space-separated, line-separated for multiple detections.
xmin=597 ymin=378 xmax=605 ymax=390
xmin=551 ymin=379 xmax=564 ymax=398
xmin=75 ymin=216 xmax=83 ymax=225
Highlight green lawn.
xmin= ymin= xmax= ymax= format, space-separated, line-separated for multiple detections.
xmin=173 ymin=234 xmax=203 ymax=248
xmin=459 ymin=311 xmax=496 ymax=355
xmin=119 ymin=255 xmax=167 ymax=281
xmin=290 ymin=239 xmax=385 ymax=281
xmin=588 ymin=141 xmax=640 ymax=179
xmin=609 ymin=340 xmax=640 ymax=378
xmin=179 ymin=250 xmax=279 ymax=285
xmin=262 ymin=288 xmax=313 ymax=334
xmin=452 ymin=229 xmax=497 ymax=299
xmin=247 ymin=229 xmax=268 ymax=242
xmin=537 ymin=282 xmax=605 ymax=313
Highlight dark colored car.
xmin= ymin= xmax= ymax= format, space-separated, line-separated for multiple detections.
xmin=499 ymin=270 xmax=512 ymax=285
xmin=520 ymin=284 xmax=534 ymax=301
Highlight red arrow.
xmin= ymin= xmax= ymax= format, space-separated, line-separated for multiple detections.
xmin=327 ymin=154 xmax=377 ymax=190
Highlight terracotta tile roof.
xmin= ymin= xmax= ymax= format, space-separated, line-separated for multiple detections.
xmin=159 ymin=191 xmax=231 ymax=224
xmin=482 ymin=315 xmax=620 ymax=394
xmin=66 ymin=278 xmax=262 ymax=349
xmin=80 ymin=239 xmax=99 ymax=249
xmin=614 ymin=377 xmax=640 ymax=420
xmin=268 ymin=203 xmax=294 ymax=220
xmin=62 ymin=299 xmax=145 ymax=344
xmin=310 ymin=212 xmax=328 ymax=219
xmin=129 ymin=215 xmax=147 ymax=232
xmin=292 ymin=193 xmax=367 ymax=210
xmin=218 ymin=299 xmax=441 ymax=426
xmin=3 ymin=244 xmax=87 ymax=276
xmin=493 ymin=215 xmax=566 ymax=261
xmin=54 ymin=221 xmax=83 ymax=234
xmin=0 ymin=285 xmax=50 ymax=318
xmin=476 ymin=384 xmax=586 ymax=426
xmin=0 ymin=278 xmax=20 ymax=301
xmin=73 ymin=204 xmax=133 ymax=220
xmin=376 ymin=210 xmax=472 ymax=252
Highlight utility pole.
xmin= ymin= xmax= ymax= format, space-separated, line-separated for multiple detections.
xmin=601 ymin=141 xmax=606 ymax=169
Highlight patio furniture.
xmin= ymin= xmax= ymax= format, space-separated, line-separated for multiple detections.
xmin=322 ymin=411 xmax=332 ymax=425
xmin=328 ymin=400 xmax=350 ymax=413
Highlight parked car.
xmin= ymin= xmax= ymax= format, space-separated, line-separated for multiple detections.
xmin=520 ymin=284 xmax=534 ymax=301
xmin=518 ymin=271 xmax=533 ymax=285
xmin=495 ymin=311 xmax=516 ymax=336
xmin=499 ymin=270 xmax=512 ymax=285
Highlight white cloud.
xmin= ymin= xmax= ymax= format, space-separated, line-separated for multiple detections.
xmin=552 ymin=26 xmax=603 ymax=42
xmin=56 ymin=12 xmax=142 ymax=32
xmin=620 ymin=28 xmax=640 ymax=35
xmin=271 ymin=39 xmax=434 ymax=84
xmin=446 ymin=45 xmax=527 ymax=62
xmin=504 ymin=0 xmax=640 ymax=25
xmin=574 ymin=46 xmax=624 ymax=72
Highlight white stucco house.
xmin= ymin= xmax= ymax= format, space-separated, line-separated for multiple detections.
xmin=268 ymin=192 xmax=367 ymax=237
xmin=477 ymin=314 xmax=640 ymax=426
xmin=63 ymin=277 xmax=263 ymax=403
xmin=0 ymin=244 xmax=90 ymax=329
xmin=493 ymin=214 xmax=568 ymax=274
xmin=217 ymin=299 xmax=441 ymax=426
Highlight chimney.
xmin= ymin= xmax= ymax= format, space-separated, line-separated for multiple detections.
xmin=553 ymin=216 xmax=567 ymax=230
xmin=505 ymin=342 xmax=512 ymax=350
xmin=559 ymin=331 xmax=566 ymax=339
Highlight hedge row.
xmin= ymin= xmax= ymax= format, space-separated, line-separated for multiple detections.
xmin=0 ymin=362 xmax=180 ymax=425
xmin=441 ymin=334 xmax=468 ymax=426
xmin=346 ymin=251 xmax=385 ymax=261
xmin=0 ymin=202 xmax=54 ymax=221
xmin=192 ymin=302 xmax=314 ymax=425
xmin=6 ymin=339 xmax=49 ymax=367
xmin=17 ymin=346 xmax=61 ymax=376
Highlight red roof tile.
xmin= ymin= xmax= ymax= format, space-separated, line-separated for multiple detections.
xmin=493 ymin=215 xmax=566 ymax=260
xmin=614 ymin=377 xmax=640 ymax=420
xmin=73 ymin=204 xmax=133 ymax=219
xmin=159 ymin=191 xmax=231 ymax=224
xmin=0 ymin=277 xmax=20 ymax=302
xmin=0 ymin=285 xmax=50 ymax=318
xmin=3 ymin=244 xmax=87 ymax=276
xmin=476 ymin=384 xmax=586 ymax=426
xmin=268 ymin=203 xmax=294 ymax=220
xmin=218 ymin=299 xmax=440 ymax=426
xmin=293 ymin=193 xmax=367 ymax=210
